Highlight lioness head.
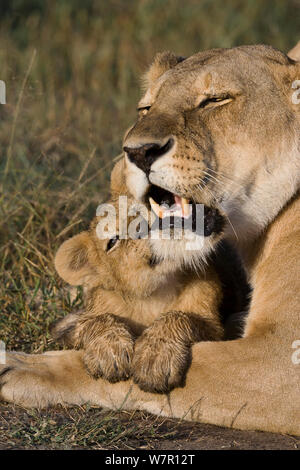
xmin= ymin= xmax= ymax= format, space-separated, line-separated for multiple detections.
xmin=124 ymin=45 xmax=300 ymax=247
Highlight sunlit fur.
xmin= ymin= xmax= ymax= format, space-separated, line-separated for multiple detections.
xmin=1 ymin=43 xmax=300 ymax=436
xmin=124 ymin=45 xmax=300 ymax=254
xmin=52 ymin=160 xmax=224 ymax=392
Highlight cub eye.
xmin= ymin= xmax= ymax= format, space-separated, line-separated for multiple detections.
xmin=198 ymin=95 xmax=232 ymax=109
xmin=138 ymin=106 xmax=151 ymax=117
xmin=106 ymin=235 xmax=120 ymax=252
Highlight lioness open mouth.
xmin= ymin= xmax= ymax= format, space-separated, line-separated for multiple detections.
xmin=147 ymin=185 xmax=224 ymax=237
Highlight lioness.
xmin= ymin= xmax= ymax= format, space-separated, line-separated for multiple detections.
xmin=1 ymin=44 xmax=299 ymax=436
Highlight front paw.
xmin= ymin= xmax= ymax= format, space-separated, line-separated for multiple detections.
xmin=0 ymin=351 xmax=66 ymax=407
xmin=82 ymin=327 xmax=134 ymax=383
xmin=132 ymin=332 xmax=191 ymax=394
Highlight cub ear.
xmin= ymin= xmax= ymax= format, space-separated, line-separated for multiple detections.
xmin=288 ymin=40 xmax=300 ymax=61
xmin=55 ymin=232 xmax=97 ymax=286
xmin=110 ymin=158 xmax=128 ymax=196
xmin=142 ymin=51 xmax=185 ymax=89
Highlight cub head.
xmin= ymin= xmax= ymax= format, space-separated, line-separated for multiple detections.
xmin=54 ymin=208 xmax=169 ymax=297
xmin=55 ymin=159 xmax=225 ymax=296
xmin=124 ymin=45 xmax=300 ymax=244
xmin=54 ymin=161 xmax=165 ymax=296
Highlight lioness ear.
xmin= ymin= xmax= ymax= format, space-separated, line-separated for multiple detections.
xmin=142 ymin=51 xmax=185 ymax=89
xmin=288 ymin=40 xmax=300 ymax=62
xmin=55 ymin=232 xmax=97 ymax=286
xmin=110 ymin=158 xmax=127 ymax=196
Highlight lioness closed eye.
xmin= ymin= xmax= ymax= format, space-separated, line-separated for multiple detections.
xmin=53 ymin=162 xmax=245 ymax=393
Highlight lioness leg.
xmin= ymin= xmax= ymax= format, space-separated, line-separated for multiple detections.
xmin=0 ymin=334 xmax=298 ymax=435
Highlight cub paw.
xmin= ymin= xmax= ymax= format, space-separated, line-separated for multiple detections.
xmin=132 ymin=330 xmax=191 ymax=393
xmin=50 ymin=312 xmax=82 ymax=346
xmin=79 ymin=317 xmax=135 ymax=383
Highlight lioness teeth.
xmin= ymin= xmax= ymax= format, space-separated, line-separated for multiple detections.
xmin=181 ymin=197 xmax=190 ymax=217
xmin=174 ymin=195 xmax=191 ymax=218
xmin=149 ymin=195 xmax=191 ymax=219
xmin=149 ymin=197 xmax=163 ymax=219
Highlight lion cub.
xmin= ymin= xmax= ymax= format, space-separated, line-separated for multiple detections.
xmin=53 ymin=162 xmax=225 ymax=393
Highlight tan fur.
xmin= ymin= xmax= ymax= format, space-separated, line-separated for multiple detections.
xmin=142 ymin=52 xmax=185 ymax=90
xmin=53 ymin=172 xmax=224 ymax=392
xmin=1 ymin=43 xmax=300 ymax=436
xmin=288 ymin=40 xmax=300 ymax=61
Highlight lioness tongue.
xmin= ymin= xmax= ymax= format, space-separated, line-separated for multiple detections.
xmin=149 ymin=195 xmax=191 ymax=219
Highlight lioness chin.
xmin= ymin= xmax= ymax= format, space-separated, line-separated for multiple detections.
xmin=1 ymin=43 xmax=300 ymax=436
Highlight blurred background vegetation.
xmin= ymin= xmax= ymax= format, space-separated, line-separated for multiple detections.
xmin=0 ymin=0 xmax=299 ymax=351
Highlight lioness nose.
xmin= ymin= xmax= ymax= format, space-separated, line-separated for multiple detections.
xmin=123 ymin=138 xmax=174 ymax=175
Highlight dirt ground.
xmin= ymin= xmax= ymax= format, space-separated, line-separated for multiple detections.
xmin=0 ymin=404 xmax=299 ymax=450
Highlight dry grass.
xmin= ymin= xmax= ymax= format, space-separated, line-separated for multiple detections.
xmin=0 ymin=0 xmax=299 ymax=449
xmin=0 ymin=406 xmax=181 ymax=450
